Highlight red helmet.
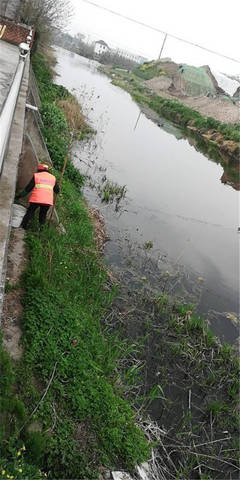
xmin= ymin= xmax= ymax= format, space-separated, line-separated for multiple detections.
xmin=37 ymin=163 xmax=49 ymax=171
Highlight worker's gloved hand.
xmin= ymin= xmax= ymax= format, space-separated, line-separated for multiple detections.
xmin=14 ymin=191 xmax=25 ymax=201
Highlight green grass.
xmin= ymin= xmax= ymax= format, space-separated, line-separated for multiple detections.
xmin=0 ymin=50 xmax=150 ymax=478
xmin=133 ymin=61 xmax=167 ymax=80
xmin=0 ymin=335 xmax=43 ymax=479
xmin=14 ymin=180 xmax=148 ymax=477
xmin=143 ymin=241 xmax=153 ymax=250
xmin=31 ymin=52 xmax=89 ymax=189
xmin=102 ymin=180 xmax=127 ymax=203
xmin=146 ymin=95 xmax=240 ymax=143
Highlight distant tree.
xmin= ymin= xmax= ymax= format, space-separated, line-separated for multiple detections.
xmin=75 ymin=32 xmax=85 ymax=43
xmin=53 ymin=29 xmax=95 ymax=59
xmin=76 ymin=40 xmax=94 ymax=59
xmin=0 ymin=0 xmax=20 ymax=20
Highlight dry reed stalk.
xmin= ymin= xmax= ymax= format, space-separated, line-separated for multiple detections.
xmin=58 ymin=97 xmax=88 ymax=133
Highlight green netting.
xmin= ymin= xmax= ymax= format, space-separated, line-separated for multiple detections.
xmin=221 ymin=95 xmax=240 ymax=103
xmin=179 ymin=65 xmax=216 ymax=96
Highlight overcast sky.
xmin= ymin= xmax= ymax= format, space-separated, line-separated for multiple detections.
xmin=68 ymin=0 xmax=240 ymax=75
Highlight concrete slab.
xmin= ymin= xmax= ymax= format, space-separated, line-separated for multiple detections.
xmin=0 ymin=40 xmax=19 ymax=113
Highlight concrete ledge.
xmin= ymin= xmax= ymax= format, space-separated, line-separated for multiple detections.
xmin=0 ymin=40 xmax=19 ymax=113
xmin=0 ymin=54 xmax=29 ymax=322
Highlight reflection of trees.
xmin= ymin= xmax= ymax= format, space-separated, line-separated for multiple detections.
xmin=221 ymin=171 xmax=240 ymax=190
xmin=186 ymin=131 xmax=239 ymax=191
xmin=221 ymin=168 xmax=240 ymax=191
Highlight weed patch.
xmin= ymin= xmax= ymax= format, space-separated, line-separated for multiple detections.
xmin=32 ymin=52 xmax=91 ymax=189
xmin=13 ymin=179 xmax=149 ymax=477
xmin=106 ymin=289 xmax=240 ymax=479
xmin=0 ymin=51 xmax=150 ymax=478
xmin=102 ymin=180 xmax=127 ymax=204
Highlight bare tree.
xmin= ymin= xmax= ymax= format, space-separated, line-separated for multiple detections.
xmin=0 ymin=0 xmax=21 ymax=20
xmin=53 ymin=29 xmax=95 ymax=59
xmin=18 ymin=0 xmax=73 ymax=35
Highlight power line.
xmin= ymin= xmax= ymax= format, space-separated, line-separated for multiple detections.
xmin=80 ymin=0 xmax=240 ymax=64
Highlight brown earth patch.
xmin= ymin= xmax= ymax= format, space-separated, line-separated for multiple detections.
xmin=2 ymin=228 xmax=27 ymax=360
xmin=144 ymin=77 xmax=240 ymax=124
xmin=182 ymin=95 xmax=240 ymax=124
xmin=88 ymin=207 xmax=116 ymax=284
xmin=74 ymin=421 xmax=97 ymax=450
xmin=89 ymin=207 xmax=107 ymax=252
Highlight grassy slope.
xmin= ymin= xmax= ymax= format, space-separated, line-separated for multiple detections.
xmin=0 ymin=52 xmax=149 ymax=479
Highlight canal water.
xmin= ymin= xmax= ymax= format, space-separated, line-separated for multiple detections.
xmin=55 ymin=47 xmax=239 ymax=345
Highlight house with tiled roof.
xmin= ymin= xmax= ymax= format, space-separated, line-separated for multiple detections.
xmin=94 ymin=40 xmax=110 ymax=56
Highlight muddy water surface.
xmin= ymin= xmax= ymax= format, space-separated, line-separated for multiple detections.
xmin=55 ymin=47 xmax=239 ymax=344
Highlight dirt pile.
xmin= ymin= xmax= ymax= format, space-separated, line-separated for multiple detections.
xmin=141 ymin=60 xmax=240 ymax=124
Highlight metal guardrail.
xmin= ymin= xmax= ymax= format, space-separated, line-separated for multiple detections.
xmin=0 ymin=32 xmax=32 ymax=176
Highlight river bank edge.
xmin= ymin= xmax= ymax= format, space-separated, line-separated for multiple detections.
xmin=0 ymin=49 xmax=239 ymax=480
xmin=99 ymin=65 xmax=240 ymax=189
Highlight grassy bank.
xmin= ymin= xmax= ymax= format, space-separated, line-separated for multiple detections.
xmin=31 ymin=51 xmax=92 ymax=187
xmin=0 ymin=187 xmax=149 ymax=478
xmin=0 ymin=52 xmax=150 ymax=478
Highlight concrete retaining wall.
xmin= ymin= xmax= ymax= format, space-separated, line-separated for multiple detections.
xmin=0 ymin=54 xmax=30 ymax=322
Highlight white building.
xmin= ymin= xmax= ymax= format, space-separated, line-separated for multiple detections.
xmin=94 ymin=40 xmax=110 ymax=56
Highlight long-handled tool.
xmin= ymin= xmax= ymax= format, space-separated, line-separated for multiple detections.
xmin=48 ymin=131 xmax=74 ymax=225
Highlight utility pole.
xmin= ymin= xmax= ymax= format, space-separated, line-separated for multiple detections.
xmin=158 ymin=33 xmax=168 ymax=60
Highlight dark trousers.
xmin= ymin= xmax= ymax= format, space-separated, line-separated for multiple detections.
xmin=21 ymin=203 xmax=50 ymax=229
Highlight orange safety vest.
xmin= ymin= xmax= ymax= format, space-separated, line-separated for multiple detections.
xmin=29 ymin=172 xmax=56 ymax=206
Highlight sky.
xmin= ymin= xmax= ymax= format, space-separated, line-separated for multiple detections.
xmin=68 ymin=0 xmax=240 ymax=75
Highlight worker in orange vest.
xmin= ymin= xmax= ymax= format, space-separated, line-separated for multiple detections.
xmin=15 ymin=164 xmax=60 ymax=229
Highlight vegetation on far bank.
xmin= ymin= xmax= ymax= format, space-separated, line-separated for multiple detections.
xmin=103 ymin=66 xmax=240 ymax=145
xmin=133 ymin=61 xmax=167 ymax=80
